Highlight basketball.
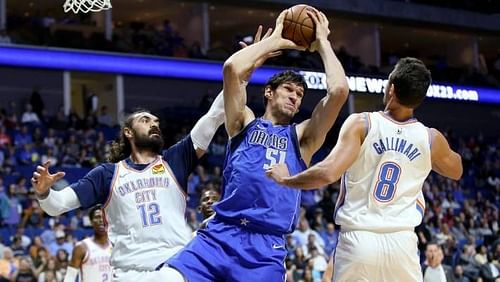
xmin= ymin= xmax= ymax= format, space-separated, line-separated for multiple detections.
xmin=282 ymin=4 xmax=316 ymax=48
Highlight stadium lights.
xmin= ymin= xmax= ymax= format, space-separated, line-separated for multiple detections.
xmin=0 ymin=45 xmax=498 ymax=104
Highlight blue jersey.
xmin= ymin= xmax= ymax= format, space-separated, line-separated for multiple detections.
xmin=213 ymin=118 xmax=307 ymax=234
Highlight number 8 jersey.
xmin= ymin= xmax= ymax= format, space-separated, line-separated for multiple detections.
xmin=335 ymin=112 xmax=431 ymax=232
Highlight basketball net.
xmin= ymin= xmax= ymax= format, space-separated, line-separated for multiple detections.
xmin=63 ymin=0 xmax=112 ymax=13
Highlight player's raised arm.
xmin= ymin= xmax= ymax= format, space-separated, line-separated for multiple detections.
xmin=190 ymin=90 xmax=225 ymax=158
xmin=429 ymin=128 xmax=463 ymax=180
xmin=296 ymin=9 xmax=349 ymax=164
xmin=267 ymin=113 xmax=365 ymax=189
xmin=222 ymin=11 xmax=305 ymax=137
xmin=190 ymin=27 xmax=281 ymax=157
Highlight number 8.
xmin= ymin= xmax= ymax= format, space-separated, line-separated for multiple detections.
xmin=373 ymin=162 xmax=401 ymax=202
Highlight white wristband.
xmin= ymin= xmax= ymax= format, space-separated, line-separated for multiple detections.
xmin=38 ymin=187 xmax=81 ymax=216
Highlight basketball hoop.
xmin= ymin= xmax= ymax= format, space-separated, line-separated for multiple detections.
xmin=63 ymin=0 xmax=112 ymax=13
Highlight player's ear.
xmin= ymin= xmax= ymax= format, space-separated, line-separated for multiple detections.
xmin=388 ymin=83 xmax=395 ymax=98
xmin=123 ymin=127 xmax=133 ymax=139
xmin=264 ymin=86 xmax=273 ymax=100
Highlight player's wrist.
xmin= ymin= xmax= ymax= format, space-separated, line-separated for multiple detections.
xmin=316 ymin=39 xmax=331 ymax=50
xmin=35 ymin=188 xmax=51 ymax=200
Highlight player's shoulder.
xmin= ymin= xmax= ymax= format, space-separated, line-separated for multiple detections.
xmin=345 ymin=113 xmax=368 ymax=128
xmin=89 ymin=163 xmax=117 ymax=175
xmin=73 ymin=240 xmax=89 ymax=256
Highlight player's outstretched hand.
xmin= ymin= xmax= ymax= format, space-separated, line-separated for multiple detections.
xmin=31 ymin=161 xmax=66 ymax=198
xmin=307 ymin=8 xmax=330 ymax=52
xmin=266 ymin=163 xmax=291 ymax=185
xmin=239 ymin=25 xmax=282 ymax=71
xmin=270 ymin=10 xmax=307 ymax=51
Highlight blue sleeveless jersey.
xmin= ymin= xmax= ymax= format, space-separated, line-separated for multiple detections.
xmin=213 ymin=118 xmax=307 ymax=234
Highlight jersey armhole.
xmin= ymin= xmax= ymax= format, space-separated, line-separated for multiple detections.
xmin=81 ymin=241 xmax=90 ymax=264
xmin=103 ymin=163 xmax=119 ymax=209
xmin=228 ymin=118 xmax=257 ymax=153
xmin=363 ymin=112 xmax=371 ymax=138
xmin=427 ymin=127 xmax=433 ymax=150
xmin=291 ymin=124 xmax=307 ymax=169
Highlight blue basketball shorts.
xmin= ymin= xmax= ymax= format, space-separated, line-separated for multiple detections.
xmin=167 ymin=218 xmax=287 ymax=281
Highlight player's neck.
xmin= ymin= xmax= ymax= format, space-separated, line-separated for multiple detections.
xmin=94 ymin=233 xmax=109 ymax=246
xmin=383 ymin=106 xmax=414 ymax=122
xmin=129 ymin=150 xmax=158 ymax=164
xmin=262 ymin=111 xmax=291 ymax=126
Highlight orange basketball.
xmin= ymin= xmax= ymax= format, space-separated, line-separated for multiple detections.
xmin=282 ymin=4 xmax=316 ymax=48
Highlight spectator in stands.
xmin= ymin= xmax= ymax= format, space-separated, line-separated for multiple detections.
xmin=16 ymin=143 xmax=38 ymax=165
xmin=302 ymin=233 xmax=325 ymax=257
xmin=320 ymin=223 xmax=338 ymax=257
xmin=310 ymin=208 xmax=327 ymax=233
xmin=41 ymin=149 xmax=57 ymax=168
xmin=308 ymin=247 xmax=328 ymax=277
xmin=286 ymin=234 xmax=298 ymax=260
xmin=55 ymin=249 xmax=69 ymax=274
xmin=453 ymin=265 xmax=470 ymax=282
xmin=37 ymin=257 xmax=62 ymax=282
xmin=97 ymin=105 xmax=113 ymax=127
xmin=11 ymin=227 xmax=31 ymax=250
xmin=422 ymin=242 xmax=455 ymax=282
xmin=29 ymin=88 xmax=45 ymax=120
xmin=0 ymin=126 xmax=11 ymax=149
xmin=10 ymin=236 xmax=25 ymax=257
xmin=292 ymin=218 xmax=325 ymax=250
xmin=14 ymin=126 xmax=32 ymax=147
xmin=0 ymin=248 xmax=17 ymax=281
xmin=459 ymin=244 xmax=481 ymax=280
xmin=21 ymin=104 xmax=41 ymax=125
xmin=47 ymin=230 xmax=72 ymax=257
xmin=11 ymin=257 xmax=35 ymax=281
xmin=0 ymin=179 xmax=9 ymax=225
xmin=49 ymin=106 xmax=68 ymax=131
xmin=27 ymin=237 xmax=43 ymax=262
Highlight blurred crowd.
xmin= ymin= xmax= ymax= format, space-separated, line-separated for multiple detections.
xmin=2 ymin=2 xmax=500 ymax=89
xmin=395 ymin=0 xmax=500 ymax=14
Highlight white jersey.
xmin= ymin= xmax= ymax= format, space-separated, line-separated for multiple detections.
xmin=80 ymin=237 xmax=112 ymax=282
xmin=104 ymin=157 xmax=192 ymax=270
xmin=335 ymin=111 xmax=431 ymax=232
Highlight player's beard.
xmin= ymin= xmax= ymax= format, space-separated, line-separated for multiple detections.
xmin=132 ymin=128 xmax=164 ymax=154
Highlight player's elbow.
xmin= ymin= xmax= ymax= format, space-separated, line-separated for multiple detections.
xmin=317 ymin=163 xmax=340 ymax=186
xmin=450 ymin=155 xmax=463 ymax=180
xmin=223 ymin=59 xmax=237 ymax=77
xmin=328 ymin=83 xmax=349 ymax=101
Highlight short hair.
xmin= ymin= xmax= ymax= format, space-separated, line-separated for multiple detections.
xmin=426 ymin=241 xmax=442 ymax=250
xmin=263 ymin=70 xmax=307 ymax=107
xmin=389 ymin=57 xmax=432 ymax=108
xmin=89 ymin=204 xmax=103 ymax=221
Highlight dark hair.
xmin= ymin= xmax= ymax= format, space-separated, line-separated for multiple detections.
xmin=426 ymin=241 xmax=442 ymax=250
xmin=89 ymin=204 xmax=103 ymax=221
xmin=263 ymin=70 xmax=307 ymax=107
xmin=107 ymin=109 xmax=151 ymax=163
xmin=389 ymin=57 xmax=431 ymax=108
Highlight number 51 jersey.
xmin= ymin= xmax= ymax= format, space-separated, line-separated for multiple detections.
xmin=335 ymin=112 xmax=432 ymax=232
